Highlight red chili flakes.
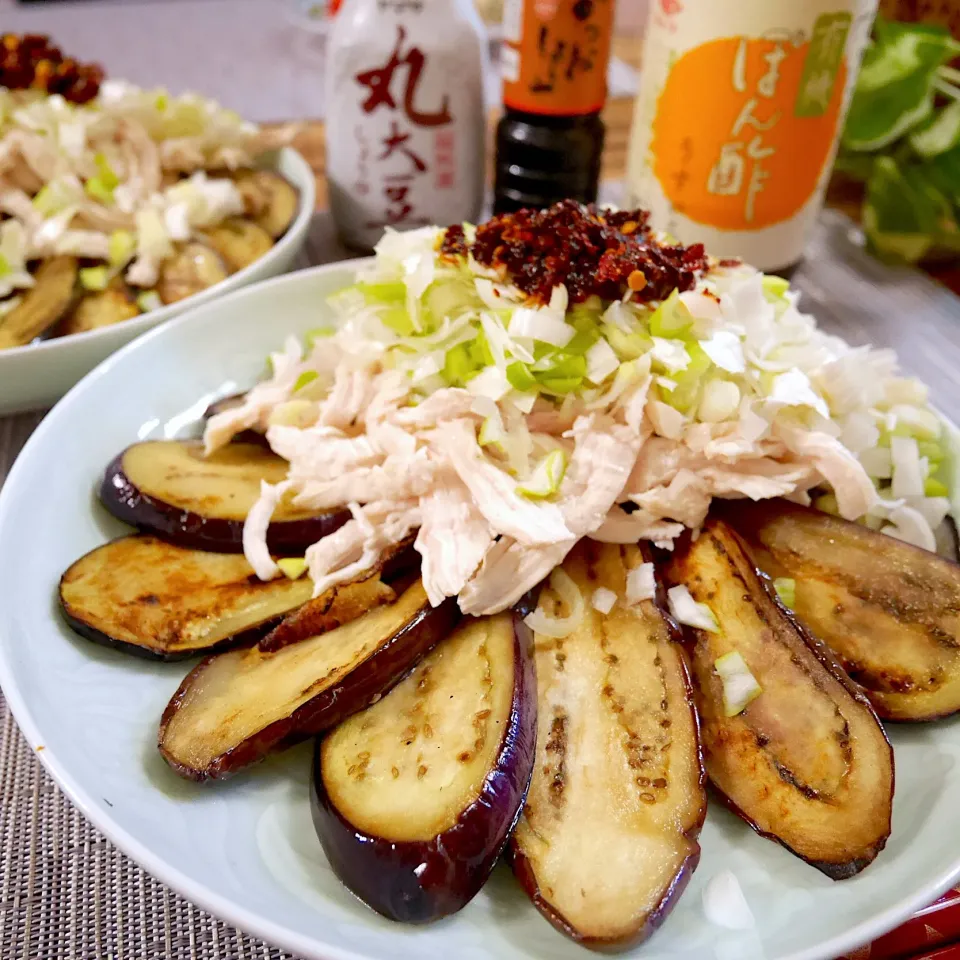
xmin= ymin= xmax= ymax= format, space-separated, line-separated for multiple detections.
xmin=445 ymin=200 xmax=708 ymax=305
xmin=0 ymin=34 xmax=104 ymax=104
xmin=438 ymin=223 xmax=467 ymax=259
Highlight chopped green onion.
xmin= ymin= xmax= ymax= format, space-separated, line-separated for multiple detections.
xmin=714 ymin=652 xmax=762 ymax=717
xmin=919 ymin=440 xmax=945 ymax=463
xmin=277 ymin=557 xmax=308 ymax=579
xmin=79 ymin=266 xmax=109 ymax=291
xmin=649 ymin=290 xmax=692 ymax=338
xmin=813 ymin=492 xmax=840 ymax=515
xmin=663 ymin=342 xmax=711 ymax=413
xmin=108 ymin=230 xmax=136 ymax=268
xmin=533 ymin=352 xmax=586 ymax=395
xmin=0 ymin=253 xmax=10 ymax=278
xmin=359 ymin=281 xmax=407 ymax=303
xmin=442 ymin=341 xmax=480 ymax=386
xmin=155 ymin=91 xmax=169 ymax=111
xmin=761 ymin=275 xmax=790 ymax=300
xmin=506 ymin=361 xmax=537 ymax=392
xmin=380 ymin=304 xmax=415 ymax=336
xmin=468 ymin=329 xmax=495 ymax=368
xmin=564 ymin=328 xmax=599 ymax=355
xmin=86 ymin=152 xmax=120 ymax=204
xmin=925 ymin=476 xmax=949 ymax=497
xmin=773 ymin=577 xmax=796 ymax=609
xmin=536 ymin=376 xmax=582 ymax=395
xmin=294 ymin=370 xmax=319 ymax=393
xmin=517 ymin=450 xmax=567 ymax=499
xmin=305 ymin=325 xmax=337 ymax=347
xmin=478 ymin=415 xmax=507 ymax=454
xmin=33 ymin=180 xmax=74 ymax=216
xmin=85 ymin=177 xmax=114 ymax=204
xmin=136 ymin=290 xmax=162 ymax=313
xmin=95 ymin=152 xmax=120 ymax=189
xmin=603 ymin=323 xmax=653 ymax=361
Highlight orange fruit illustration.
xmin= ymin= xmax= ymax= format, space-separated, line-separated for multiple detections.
xmin=652 ymin=36 xmax=847 ymax=231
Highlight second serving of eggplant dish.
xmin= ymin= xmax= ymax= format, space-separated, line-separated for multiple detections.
xmin=0 ymin=34 xmax=299 ymax=349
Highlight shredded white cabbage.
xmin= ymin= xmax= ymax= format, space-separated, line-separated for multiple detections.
xmin=199 ymin=216 xmax=954 ymax=615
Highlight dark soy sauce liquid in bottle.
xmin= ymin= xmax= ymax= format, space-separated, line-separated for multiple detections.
xmin=494 ymin=0 xmax=615 ymax=214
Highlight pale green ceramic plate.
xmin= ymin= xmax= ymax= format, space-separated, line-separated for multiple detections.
xmin=0 ymin=263 xmax=958 ymax=960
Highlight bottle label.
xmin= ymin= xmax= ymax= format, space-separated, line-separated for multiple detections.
xmin=625 ymin=0 xmax=877 ymax=270
xmin=326 ymin=15 xmax=485 ymax=248
xmin=502 ymin=0 xmax=615 ymax=115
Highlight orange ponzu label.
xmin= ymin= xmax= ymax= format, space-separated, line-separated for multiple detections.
xmin=503 ymin=0 xmax=614 ymax=116
xmin=652 ymin=25 xmax=849 ymax=231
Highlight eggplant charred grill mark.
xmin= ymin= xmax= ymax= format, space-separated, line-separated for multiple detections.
xmin=544 ymin=711 xmax=568 ymax=808
xmin=463 ymin=641 xmax=495 ymax=765
xmin=842 ymin=655 xmax=942 ymax=694
xmin=772 ymin=543 xmax=960 ymax=651
xmin=843 ymin=580 xmax=960 ymax=649
xmin=770 ymin=715 xmax=853 ymax=802
xmin=709 ymin=530 xmax=858 ymax=802
xmin=603 ymin=629 xmax=673 ymax=805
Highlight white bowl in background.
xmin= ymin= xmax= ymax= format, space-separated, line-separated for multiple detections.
xmin=0 ymin=146 xmax=315 ymax=416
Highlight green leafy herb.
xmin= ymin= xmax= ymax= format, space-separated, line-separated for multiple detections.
xmin=838 ymin=17 xmax=960 ymax=264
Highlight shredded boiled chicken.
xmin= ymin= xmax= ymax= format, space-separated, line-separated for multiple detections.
xmin=201 ymin=225 xmax=952 ymax=614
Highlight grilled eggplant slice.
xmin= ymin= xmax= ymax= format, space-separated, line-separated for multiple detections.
xmin=200 ymin=217 xmax=274 ymax=272
xmin=722 ymin=499 xmax=960 ymax=721
xmin=259 ymin=540 xmax=417 ymax=652
xmin=100 ymin=440 xmax=346 ymax=554
xmin=59 ymin=277 xmax=139 ymax=336
xmin=202 ymin=392 xmax=268 ymax=447
xmin=159 ymin=579 xmax=458 ymax=780
xmin=157 ymin=242 xmax=228 ymax=305
xmin=0 ymin=255 xmax=78 ymax=349
xmin=511 ymin=542 xmax=705 ymax=948
xmin=58 ymin=534 xmax=316 ymax=660
xmin=666 ymin=519 xmax=893 ymax=879
xmin=234 ymin=170 xmax=298 ymax=238
xmin=313 ymin=612 xmax=535 ymax=923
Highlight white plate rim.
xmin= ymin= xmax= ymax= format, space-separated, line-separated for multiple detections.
xmin=1 ymin=260 xmax=959 ymax=960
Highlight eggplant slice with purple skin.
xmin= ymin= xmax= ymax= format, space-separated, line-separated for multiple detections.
xmin=313 ymin=612 xmax=535 ymax=924
xmin=100 ymin=440 xmax=346 ymax=554
xmin=159 ymin=578 xmax=458 ymax=781
xmin=58 ymin=534 xmax=316 ymax=660
xmin=511 ymin=541 xmax=706 ymax=949
xmin=666 ymin=518 xmax=894 ymax=880
xmin=720 ymin=499 xmax=960 ymax=721
xmin=202 ymin=393 xmax=269 ymax=447
xmin=258 ymin=539 xmax=419 ymax=652
xmin=0 ymin=255 xmax=79 ymax=349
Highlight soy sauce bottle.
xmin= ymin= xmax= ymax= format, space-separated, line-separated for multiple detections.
xmin=493 ymin=0 xmax=615 ymax=214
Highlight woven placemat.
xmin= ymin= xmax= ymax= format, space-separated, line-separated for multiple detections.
xmin=1 ymin=208 xmax=960 ymax=960
xmin=0 ymin=691 xmax=298 ymax=960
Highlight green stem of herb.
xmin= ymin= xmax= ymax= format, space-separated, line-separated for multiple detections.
xmin=939 ymin=65 xmax=960 ymax=86
xmin=934 ymin=77 xmax=960 ymax=100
